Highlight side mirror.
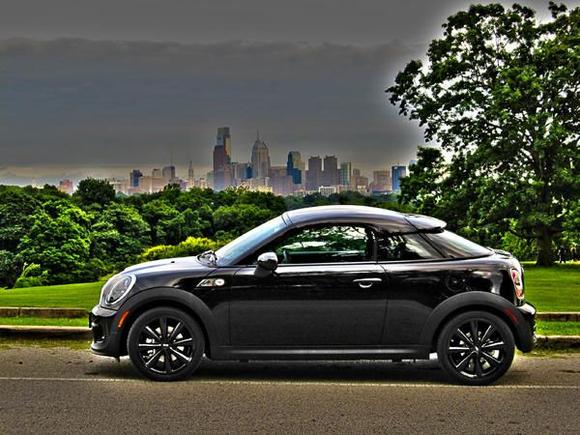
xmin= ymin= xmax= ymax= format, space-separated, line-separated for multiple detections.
xmin=255 ymin=252 xmax=278 ymax=277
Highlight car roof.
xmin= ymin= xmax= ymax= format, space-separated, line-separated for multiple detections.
xmin=282 ymin=205 xmax=446 ymax=233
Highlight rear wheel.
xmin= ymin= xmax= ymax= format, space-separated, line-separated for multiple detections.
xmin=437 ymin=311 xmax=515 ymax=385
xmin=127 ymin=307 xmax=204 ymax=381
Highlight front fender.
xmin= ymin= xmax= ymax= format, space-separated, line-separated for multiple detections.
xmin=420 ymin=291 xmax=536 ymax=352
xmin=93 ymin=287 xmax=223 ymax=357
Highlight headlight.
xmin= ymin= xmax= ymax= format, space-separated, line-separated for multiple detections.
xmin=100 ymin=273 xmax=136 ymax=307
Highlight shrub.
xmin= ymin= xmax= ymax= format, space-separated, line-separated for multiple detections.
xmin=138 ymin=237 xmax=226 ymax=263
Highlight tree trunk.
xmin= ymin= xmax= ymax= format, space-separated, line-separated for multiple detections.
xmin=536 ymin=229 xmax=554 ymax=266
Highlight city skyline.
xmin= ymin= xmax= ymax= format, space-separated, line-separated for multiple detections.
xmin=51 ymin=126 xmax=414 ymax=197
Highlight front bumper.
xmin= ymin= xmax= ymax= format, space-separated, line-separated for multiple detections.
xmin=90 ymin=305 xmax=124 ymax=357
xmin=515 ymin=302 xmax=536 ymax=352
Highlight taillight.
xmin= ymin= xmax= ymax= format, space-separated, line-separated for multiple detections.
xmin=510 ymin=268 xmax=524 ymax=300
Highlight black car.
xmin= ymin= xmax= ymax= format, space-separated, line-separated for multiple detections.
xmin=90 ymin=205 xmax=535 ymax=384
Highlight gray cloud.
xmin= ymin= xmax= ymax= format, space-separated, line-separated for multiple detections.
xmin=0 ymin=38 xmax=426 ymax=173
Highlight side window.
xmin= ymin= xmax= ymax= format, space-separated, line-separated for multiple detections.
xmin=377 ymin=233 xmax=441 ymax=261
xmin=273 ymin=225 xmax=372 ymax=264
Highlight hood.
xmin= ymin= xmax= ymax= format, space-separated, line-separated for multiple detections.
xmin=123 ymin=256 xmax=213 ymax=275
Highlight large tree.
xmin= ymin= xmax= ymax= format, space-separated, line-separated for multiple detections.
xmin=388 ymin=3 xmax=579 ymax=265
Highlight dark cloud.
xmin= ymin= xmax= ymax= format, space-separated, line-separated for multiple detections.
xmin=0 ymin=38 xmax=426 ymax=172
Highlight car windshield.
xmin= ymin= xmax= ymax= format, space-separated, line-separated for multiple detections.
xmin=215 ymin=216 xmax=287 ymax=266
xmin=425 ymin=230 xmax=491 ymax=258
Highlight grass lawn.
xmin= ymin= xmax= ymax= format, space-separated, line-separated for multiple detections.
xmin=536 ymin=321 xmax=580 ymax=336
xmin=0 ymin=316 xmax=88 ymax=327
xmin=523 ymin=263 xmax=580 ymax=312
xmin=0 ymin=281 xmax=102 ymax=310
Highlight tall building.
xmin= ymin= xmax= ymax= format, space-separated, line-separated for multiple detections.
xmin=129 ymin=169 xmax=143 ymax=188
xmin=232 ymin=162 xmax=252 ymax=184
xmin=306 ymin=156 xmax=322 ymax=191
xmin=250 ymin=131 xmax=271 ymax=180
xmin=339 ymin=162 xmax=352 ymax=186
xmin=152 ymin=168 xmax=162 ymax=178
xmin=351 ymin=168 xmax=369 ymax=193
xmin=370 ymin=170 xmax=391 ymax=193
xmin=269 ymin=166 xmax=294 ymax=196
xmin=286 ymin=151 xmax=304 ymax=185
xmin=217 ymin=127 xmax=232 ymax=159
xmin=213 ymin=127 xmax=233 ymax=191
xmin=391 ymin=165 xmax=407 ymax=192
xmin=162 ymin=165 xmax=176 ymax=182
xmin=322 ymin=155 xmax=338 ymax=186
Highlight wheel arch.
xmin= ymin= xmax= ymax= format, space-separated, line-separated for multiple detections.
xmin=421 ymin=292 xmax=529 ymax=352
xmin=117 ymin=287 xmax=218 ymax=358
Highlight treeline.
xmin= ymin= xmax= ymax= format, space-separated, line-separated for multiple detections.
xmin=0 ymin=179 xmax=405 ymax=288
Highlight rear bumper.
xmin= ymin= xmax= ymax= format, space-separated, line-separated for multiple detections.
xmin=89 ymin=305 xmax=123 ymax=357
xmin=515 ymin=302 xmax=536 ymax=352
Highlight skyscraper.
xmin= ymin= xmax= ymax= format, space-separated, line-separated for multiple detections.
xmin=213 ymin=127 xmax=233 ymax=191
xmin=339 ymin=162 xmax=352 ymax=186
xmin=370 ymin=170 xmax=391 ymax=193
xmin=286 ymin=151 xmax=304 ymax=185
xmin=322 ymin=155 xmax=338 ymax=186
xmin=129 ymin=169 xmax=143 ymax=188
xmin=162 ymin=165 xmax=176 ymax=182
xmin=250 ymin=131 xmax=271 ymax=180
xmin=217 ymin=127 xmax=231 ymax=159
xmin=306 ymin=156 xmax=322 ymax=190
xmin=391 ymin=165 xmax=407 ymax=192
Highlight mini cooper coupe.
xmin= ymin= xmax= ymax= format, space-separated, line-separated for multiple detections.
xmin=90 ymin=205 xmax=536 ymax=384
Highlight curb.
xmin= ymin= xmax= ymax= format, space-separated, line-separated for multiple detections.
xmin=534 ymin=335 xmax=580 ymax=349
xmin=537 ymin=312 xmax=580 ymax=322
xmin=0 ymin=325 xmax=91 ymax=340
xmin=0 ymin=307 xmax=88 ymax=319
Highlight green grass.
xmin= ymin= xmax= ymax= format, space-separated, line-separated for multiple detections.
xmin=0 ymin=281 xmax=102 ymax=310
xmin=536 ymin=321 xmax=580 ymax=336
xmin=523 ymin=263 xmax=580 ymax=312
xmin=0 ymin=316 xmax=88 ymax=327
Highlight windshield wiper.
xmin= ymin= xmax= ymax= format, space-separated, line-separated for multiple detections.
xmin=198 ymin=250 xmax=218 ymax=266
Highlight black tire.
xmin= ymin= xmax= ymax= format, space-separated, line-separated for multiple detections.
xmin=127 ymin=307 xmax=205 ymax=381
xmin=436 ymin=310 xmax=515 ymax=386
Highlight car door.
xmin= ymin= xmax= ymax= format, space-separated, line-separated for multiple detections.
xmin=375 ymin=231 xmax=448 ymax=345
xmin=228 ymin=224 xmax=388 ymax=347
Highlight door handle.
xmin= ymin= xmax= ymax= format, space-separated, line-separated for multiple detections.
xmin=353 ymin=278 xmax=382 ymax=289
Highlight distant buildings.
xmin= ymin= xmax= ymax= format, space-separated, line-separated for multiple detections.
xmin=250 ymin=131 xmax=271 ymax=181
xmin=339 ymin=162 xmax=352 ymax=187
xmin=306 ymin=156 xmax=322 ymax=191
xmin=370 ymin=170 xmax=390 ymax=194
xmin=55 ymin=126 xmax=409 ymax=197
xmin=391 ymin=165 xmax=407 ymax=192
xmin=322 ymin=155 xmax=338 ymax=187
xmin=287 ymin=151 xmax=304 ymax=185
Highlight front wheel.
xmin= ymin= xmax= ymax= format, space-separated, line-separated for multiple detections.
xmin=127 ymin=307 xmax=205 ymax=381
xmin=437 ymin=311 xmax=515 ymax=385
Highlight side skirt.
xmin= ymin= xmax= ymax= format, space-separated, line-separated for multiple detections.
xmin=209 ymin=345 xmax=430 ymax=361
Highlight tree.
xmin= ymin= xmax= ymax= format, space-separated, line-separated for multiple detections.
xmin=16 ymin=200 xmax=97 ymax=284
xmin=388 ymin=3 xmax=579 ymax=265
xmin=74 ymin=178 xmax=116 ymax=208
xmin=91 ymin=203 xmax=151 ymax=269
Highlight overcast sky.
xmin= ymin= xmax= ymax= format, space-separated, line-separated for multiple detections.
xmin=0 ymin=0 xmax=572 ymax=183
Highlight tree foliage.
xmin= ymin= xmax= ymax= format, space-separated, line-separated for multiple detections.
xmin=388 ymin=2 xmax=579 ymax=265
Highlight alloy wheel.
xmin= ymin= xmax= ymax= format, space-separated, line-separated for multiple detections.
xmin=446 ymin=319 xmax=507 ymax=379
xmin=136 ymin=316 xmax=196 ymax=375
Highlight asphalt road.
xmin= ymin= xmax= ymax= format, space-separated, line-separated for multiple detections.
xmin=0 ymin=345 xmax=579 ymax=434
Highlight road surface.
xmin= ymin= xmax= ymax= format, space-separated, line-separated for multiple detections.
xmin=0 ymin=345 xmax=579 ymax=433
